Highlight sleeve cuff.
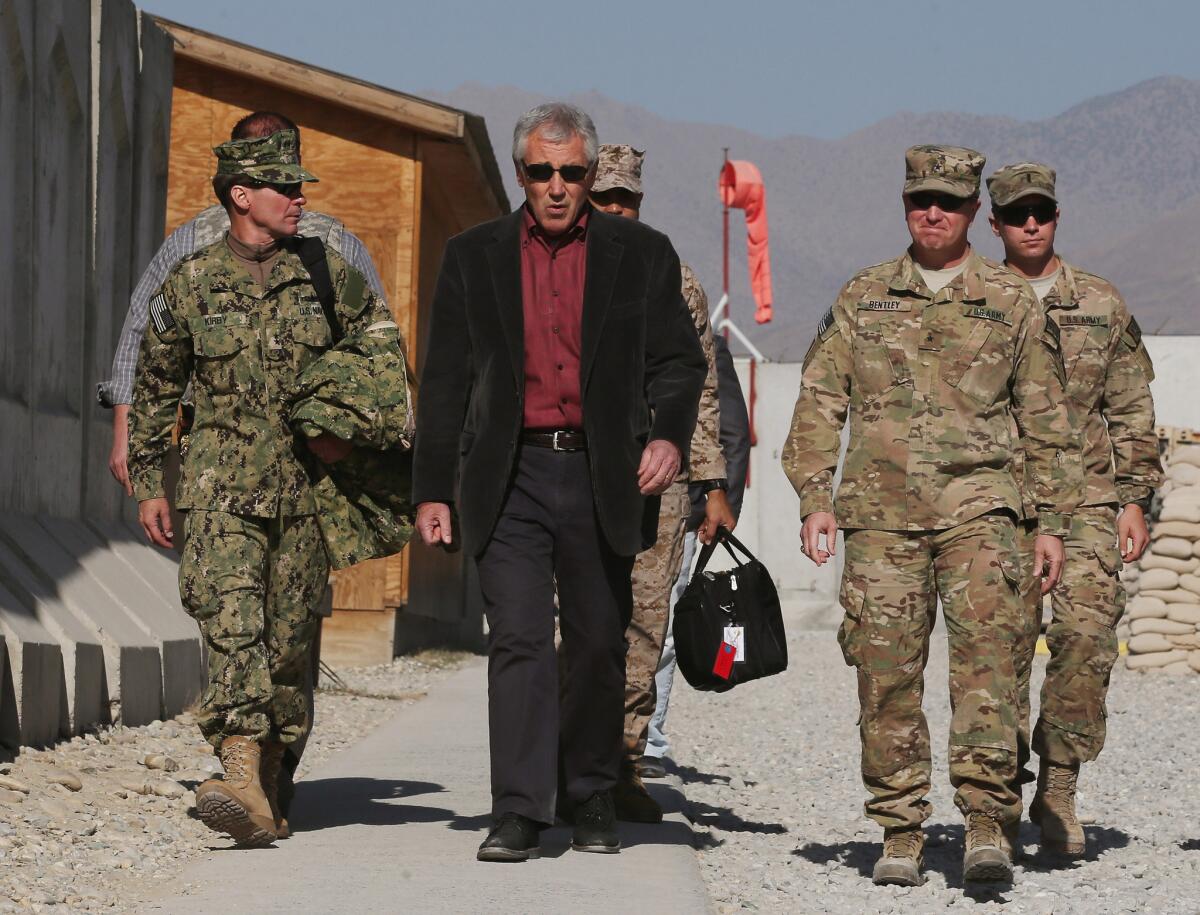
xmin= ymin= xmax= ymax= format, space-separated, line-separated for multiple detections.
xmin=131 ymin=469 xmax=166 ymax=503
xmin=799 ymin=488 xmax=835 ymax=518
xmin=1117 ymin=484 xmax=1154 ymax=508
xmin=688 ymin=455 xmax=727 ymax=483
xmin=1037 ymin=512 xmax=1071 ymax=538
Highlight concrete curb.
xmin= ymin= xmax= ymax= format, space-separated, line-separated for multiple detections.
xmin=147 ymin=659 xmax=713 ymax=914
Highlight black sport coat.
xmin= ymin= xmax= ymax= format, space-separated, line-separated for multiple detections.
xmin=413 ymin=206 xmax=707 ymax=557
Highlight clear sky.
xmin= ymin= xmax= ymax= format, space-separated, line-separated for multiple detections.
xmin=140 ymin=0 xmax=1199 ymax=138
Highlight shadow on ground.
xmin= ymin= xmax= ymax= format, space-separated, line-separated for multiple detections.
xmin=792 ymin=821 xmax=1131 ymax=898
xmin=289 ymin=777 xmax=489 ymax=833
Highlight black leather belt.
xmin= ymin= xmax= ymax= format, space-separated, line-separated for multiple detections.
xmin=522 ymin=430 xmax=587 ymax=451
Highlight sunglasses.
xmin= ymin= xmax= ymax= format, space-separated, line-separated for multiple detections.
xmin=907 ymin=191 xmax=974 ymax=212
xmin=522 ymin=161 xmax=590 ymax=183
xmin=996 ymin=201 xmax=1057 ymax=227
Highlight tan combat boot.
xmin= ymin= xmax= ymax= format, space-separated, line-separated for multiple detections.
xmin=963 ymin=812 xmax=1014 ymax=883
xmin=1029 ymin=761 xmax=1085 ymax=857
xmin=260 ymin=741 xmax=290 ymax=840
xmin=1001 ymin=818 xmax=1021 ymax=863
xmin=872 ymin=826 xmax=925 ymax=886
xmin=612 ymin=759 xmax=663 ymax=824
xmin=195 ymin=736 xmax=277 ymax=848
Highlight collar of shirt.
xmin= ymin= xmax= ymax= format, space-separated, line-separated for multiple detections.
xmin=889 ymin=247 xmax=987 ymax=302
xmin=522 ymin=203 xmax=590 ymax=250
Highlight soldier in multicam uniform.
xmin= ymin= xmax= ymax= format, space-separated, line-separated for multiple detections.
xmin=587 ymin=145 xmax=734 ymax=823
xmin=986 ymin=162 xmax=1162 ymax=858
xmin=129 ymin=130 xmax=394 ymax=848
xmin=781 ymin=145 xmax=1084 ymax=887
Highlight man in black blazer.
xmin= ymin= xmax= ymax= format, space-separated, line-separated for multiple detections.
xmin=413 ymin=102 xmax=707 ymax=861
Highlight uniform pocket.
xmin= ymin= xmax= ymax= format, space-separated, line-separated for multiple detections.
xmin=1093 ymin=540 xmax=1122 ymax=577
xmin=852 ymin=317 xmax=902 ymax=401
xmin=837 ymin=574 xmax=867 ymax=668
xmin=945 ymin=321 xmax=1011 ymax=406
xmin=194 ymin=325 xmax=253 ymax=357
xmin=292 ymin=316 xmax=333 ymax=348
xmin=194 ymin=326 xmax=254 ymax=395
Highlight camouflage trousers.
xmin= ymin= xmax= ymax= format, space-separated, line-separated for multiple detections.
xmin=1014 ymin=506 xmax=1124 ymax=770
xmin=838 ymin=513 xmax=1023 ymax=829
xmin=179 ymin=510 xmax=329 ymax=749
xmin=624 ymin=481 xmax=691 ymax=761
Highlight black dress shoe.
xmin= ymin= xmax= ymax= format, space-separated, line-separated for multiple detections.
xmin=571 ymin=791 xmax=620 ymax=854
xmin=477 ymin=813 xmax=541 ymax=862
xmin=636 ymin=755 xmax=668 ymax=780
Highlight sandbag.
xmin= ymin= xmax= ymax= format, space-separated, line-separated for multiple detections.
xmin=1190 ymin=650 xmax=1200 ymax=673
xmin=1168 ymin=463 xmax=1200 ymax=485
xmin=1154 ymin=537 xmax=1195 ymax=559
xmin=1128 ymin=632 xmax=1174 ymax=653
xmin=1180 ymin=573 xmax=1200 ymax=596
xmin=1162 ymin=660 xmax=1194 ymax=674
xmin=1139 ymin=568 xmax=1180 ymax=591
xmin=1169 ymin=445 xmax=1200 ymax=468
xmin=1127 ymin=596 xmax=1168 ymax=619
xmin=1140 ymin=554 xmax=1200 ymax=574
xmin=1167 ymin=633 xmax=1200 ymax=648
xmin=1140 ymin=589 xmax=1200 ymax=604
xmin=1131 ymin=618 xmax=1195 ymax=636
xmin=1166 ymin=604 xmax=1200 ymax=625
xmin=1150 ymin=521 xmax=1200 ymax=541
xmin=1127 ymin=649 xmax=1188 ymax=669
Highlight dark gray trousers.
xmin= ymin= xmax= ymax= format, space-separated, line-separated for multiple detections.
xmin=475 ymin=445 xmax=634 ymax=826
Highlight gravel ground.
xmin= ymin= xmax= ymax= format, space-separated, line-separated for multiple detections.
xmin=667 ymin=612 xmax=1200 ymax=914
xmin=0 ymin=649 xmax=468 ymax=914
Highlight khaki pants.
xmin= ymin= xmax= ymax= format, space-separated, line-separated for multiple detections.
xmin=838 ymin=513 xmax=1024 ymax=829
xmin=179 ymin=511 xmax=328 ymax=749
xmin=623 ymin=481 xmax=691 ymax=761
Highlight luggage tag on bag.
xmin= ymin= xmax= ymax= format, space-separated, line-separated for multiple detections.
xmin=712 ymin=642 xmax=736 ymax=680
xmin=723 ymin=626 xmax=745 ymax=662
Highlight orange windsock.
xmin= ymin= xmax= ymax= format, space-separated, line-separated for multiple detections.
xmin=719 ymin=160 xmax=773 ymax=324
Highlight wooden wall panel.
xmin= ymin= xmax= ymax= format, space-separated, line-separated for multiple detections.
xmin=0 ymin=0 xmax=36 ymax=516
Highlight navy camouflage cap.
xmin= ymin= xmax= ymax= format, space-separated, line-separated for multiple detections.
xmin=213 ymin=129 xmax=318 ymax=185
xmin=987 ymin=162 xmax=1057 ymax=207
xmin=904 ymin=144 xmax=985 ymax=198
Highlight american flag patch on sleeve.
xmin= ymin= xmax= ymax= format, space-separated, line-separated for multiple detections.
xmin=149 ymin=293 xmax=176 ymax=336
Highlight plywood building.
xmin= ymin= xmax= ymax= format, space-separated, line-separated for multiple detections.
xmin=153 ymin=18 xmax=509 ymax=663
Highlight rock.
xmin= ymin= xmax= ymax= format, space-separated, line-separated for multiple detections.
xmin=1139 ymin=553 xmax=1200 ymax=574
xmin=1139 ymin=568 xmax=1180 ymax=591
xmin=1138 ymin=589 xmax=1200 ymax=604
xmin=1167 ymin=463 xmax=1200 ymax=485
xmin=142 ymin=754 xmax=180 ymax=773
xmin=1127 ymin=597 xmax=1168 ymax=619
xmin=1130 ymin=618 xmax=1195 ymax=636
xmin=1128 ymin=632 xmax=1174 ymax=654
xmin=1170 ymin=445 xmax=1200 ymax=468
xmin=150 ymin=779 xmax=187 ymax=800
xmin=44 ymin=769 xmax=82 ymax=792
xmin=1166 ymin=604 xmax=1200 ymax=625
xmin=1127 ymin=649 xmax=1189 ymax=669
xmin=0 ymin=788 xmax=26 ymax=804
xmin=37 ymin=797 xmax=72 ymax=819
xmin=0 ymin=776 xmax=30 ymax=794
xmin=120 ymin=780 xmax=153 ymax=796
xmin=1153 ymin=537 xmax=1195 ymax=560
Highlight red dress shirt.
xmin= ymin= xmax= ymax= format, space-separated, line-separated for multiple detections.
xmin=520 ymin=205 xmax=588 ymax=430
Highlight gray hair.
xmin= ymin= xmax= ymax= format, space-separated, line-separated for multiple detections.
xmin=511 ymin=102 xmax=598 ymax=166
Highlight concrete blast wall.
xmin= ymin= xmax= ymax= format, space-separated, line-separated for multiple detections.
xmin=0 ymin=0 xmax=201 ymax=752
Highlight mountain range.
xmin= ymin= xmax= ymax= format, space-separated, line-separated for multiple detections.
xmin=427 ymin=77 xmax=1200 ymax=359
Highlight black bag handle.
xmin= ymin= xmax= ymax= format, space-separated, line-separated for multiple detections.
xmin=692 ymin=527 xmax=758 ymax=575
xmin=297 ymin=236 xmax=343 ymax=342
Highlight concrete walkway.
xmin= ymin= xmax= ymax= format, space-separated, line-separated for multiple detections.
xmin=143 ymin=659 xmax=712 ymax=914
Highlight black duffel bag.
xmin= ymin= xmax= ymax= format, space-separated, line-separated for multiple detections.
xmin=673 ymin=528 xmax=787 ymax=692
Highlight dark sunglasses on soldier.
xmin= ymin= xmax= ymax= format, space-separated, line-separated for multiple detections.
xmin=906 ymin=191 xmax=973 ymax=212
xmin=996 ymin=201 xmax=1058 ymax=227
xmin=523 ymin=161 xmax=590 ymax=183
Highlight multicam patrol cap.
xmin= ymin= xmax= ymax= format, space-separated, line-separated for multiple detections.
xmin=904 ymin=145 xmax=985 ymax=198
xmin=986 ymin=162 xmax=1057 ymax=207
xmin=591 ymin=144 xmax=645 ymax=195
xmin=213 ymin=129 xmax=318 ymax=185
